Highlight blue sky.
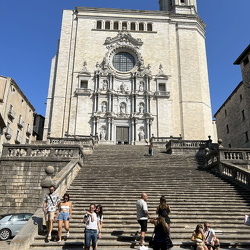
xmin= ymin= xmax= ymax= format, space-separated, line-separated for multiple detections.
xmin=0 ymin=0 xmax=249 ymax=117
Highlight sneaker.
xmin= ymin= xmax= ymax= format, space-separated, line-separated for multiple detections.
xmin=66 ymin=231 xmax=70 ymax=237
xmin=47 ymin=233 xmax=51 ymax=240
xmin=57 ymin=240 xmax=61 ymax=243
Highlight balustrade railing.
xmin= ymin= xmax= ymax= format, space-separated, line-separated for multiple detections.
xmin=205 ymin=148 xmax=250 ymax=190
xmin=1 ymin=144 xmax=84 ymax=161
xmin=47 ymin=136 xmax=97 ymax=147
xmin=165 ymin=139 xmax=208 ymax=154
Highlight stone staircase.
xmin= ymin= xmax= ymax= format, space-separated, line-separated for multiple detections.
xmin=29 ymin=145 xmax=250 ymax=249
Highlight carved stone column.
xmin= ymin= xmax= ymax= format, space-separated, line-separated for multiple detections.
xmin=146 ymin=118 xmax=150 ymax=140
xmin=96 ymin=117 xmax=100 ymax=135
xmin=108 ymin=93 xmax=112 ymax=112
xmin=134 ymin=118 xmax=138 ymax=142
xmin=131 ymin=119 xmax=135 ymax=145
xmin=108 ymin=118 xmax=111 ymax=141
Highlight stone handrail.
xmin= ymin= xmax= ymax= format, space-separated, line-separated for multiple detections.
xmin=47 ymin=136 xmax=98 ymax=148
xmin=151 ymin=136 xmax=182 ymax=143
xmin=205 ymin=149 xmax=250 ymax=190
xmin=1 ymin=144 xmax=85 ymax=160
xmin=166 ymin=139 xmax=208 ymax=154
xmin=10 ymin=159 xmax=83 ymax=250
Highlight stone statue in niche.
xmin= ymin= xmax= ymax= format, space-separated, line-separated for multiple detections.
xmin=139 ymin=103 xmax=144 ymax=113
xmin=139 ymin=81 xmax=144 ymax=92
xmin=102 ymin=80 xmax=108 ymax=90
xmin=138 ymin=130 xmax=145 ymax=141
xmin=100 ymin=129 xmax=106 ymax=141
xmin=120 ymin=103 xmax=126 ymax=114
xmin=101 ymin=102 xmax=107 ymax=112
xmin=120 ymin=82 xmax=126 ymax=93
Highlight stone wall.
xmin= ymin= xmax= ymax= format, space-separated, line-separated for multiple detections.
xmin=0 ymin=143 xmax=85 ymax=214
xmin=0 ymin=160 xmax=69 ymax=214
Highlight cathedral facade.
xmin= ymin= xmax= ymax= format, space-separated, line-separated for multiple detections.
xmin=44 ymin=0 xmax=214 ymax=144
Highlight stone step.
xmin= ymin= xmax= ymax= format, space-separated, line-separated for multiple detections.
xmin=29 ymin=146 xmax=250 ymax=249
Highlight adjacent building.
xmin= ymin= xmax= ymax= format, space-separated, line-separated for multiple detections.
xmin=44 ymin=0 xmax=214 ymax=144
xmin=0 ymin=76 xmax=36 ymax=152
xmin=215 ymin=44 xmax=250 ymax=148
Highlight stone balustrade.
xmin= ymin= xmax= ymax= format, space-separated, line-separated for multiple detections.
xmin=150 ymin=136 xmax=182 ymax=147
xmin=1 ymin=144 xmax=85 ymax=160
xmin=47 ymin=135 xmax=98 ymax=150
xmin=165 ymin=139 xmax=208 ymax=155
xmin=205 ymin=148 xmax=250 ymax=190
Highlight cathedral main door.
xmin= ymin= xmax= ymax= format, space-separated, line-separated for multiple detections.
xmin=116 ymin=127 xmax=129 ymax=144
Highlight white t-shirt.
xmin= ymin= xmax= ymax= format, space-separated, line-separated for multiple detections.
xmin=204 ymin=228 xmax=215 ymax=243
xmin=85 ymin=212 xmax=98 ymax=230
xmin=136 ymin=199 xmax=148 ymax=220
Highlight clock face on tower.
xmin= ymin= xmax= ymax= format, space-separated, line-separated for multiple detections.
xmin=112 ymin=52 xmax=136 ymax=72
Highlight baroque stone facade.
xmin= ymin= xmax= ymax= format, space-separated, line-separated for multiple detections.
xmin=215 ymin=44 xmax=250 ymax=148
xmin=44 ymin=0 xmax=214 ymax=144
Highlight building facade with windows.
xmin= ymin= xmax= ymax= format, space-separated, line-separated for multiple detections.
xmin=0 ymin=76 xmax=35 ymax=152
xmin=44 ymin=0 xmax=214 ymax=144
xmin=215 ymin=44 xmax=250 ymax=148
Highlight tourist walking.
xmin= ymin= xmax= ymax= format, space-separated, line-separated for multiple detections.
xmin=156 ymin=196 xmax=171 ymax=228
xmin=84 ymin=204 xmax=102 ymax=250
xmin=57 ymin=193 xmax=73 ymax=243
xmin=203 ymin=222 xmax=220 ymax=250
xmin=95 ymin=204 xmax=103 ymax=233
xmin=150 ymin=216 xmax=173 ymax=250
xmin=136 ymin=193 xmax=150 ymax=246
xmin=156 ymin=196 xmax=171 ymax=224
xmin=149 ymin=143 xmax=154 ymax=156
xmin=42 ymin=185 xmax=60 ymax=239
xmin=191 ymin=224 xmax=208 ymax=250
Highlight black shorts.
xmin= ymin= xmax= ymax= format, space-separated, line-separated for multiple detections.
xmin=138 ymin=220 xmax=148 ymax=232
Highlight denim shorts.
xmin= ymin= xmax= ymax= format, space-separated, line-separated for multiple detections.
xmin=58 ymin=212 xmax=69 ymax=221
xmin=85 ymin=229 xmax=98 ymax=247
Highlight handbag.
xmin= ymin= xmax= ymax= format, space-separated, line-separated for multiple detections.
xmin=244 ymin=215 xmax=250 ymax=226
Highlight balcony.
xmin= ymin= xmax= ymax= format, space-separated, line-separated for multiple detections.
xmin=26 ymin=126 xmax=32 ymax=136
xmin=154 ymin=91 xmax=170 ymax=98
xmin=15 ymin=134 xmax=22 ymax=144
xmin=5 ymin=127 xmax=13 ymax=140
xmin=17 ymin=118 xmax=24 ymax=128
xmin=8 ymin=109 xmax=16 ymax=120
xmin=74 ymin=88 xmax=91 ymax=96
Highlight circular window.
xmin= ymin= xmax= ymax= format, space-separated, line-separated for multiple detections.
xmin=112 ymin=52 xmax=136 ymax=72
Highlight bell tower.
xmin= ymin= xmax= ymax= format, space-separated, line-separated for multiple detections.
xmin=159 ymin=0 xmax=197 ymax=14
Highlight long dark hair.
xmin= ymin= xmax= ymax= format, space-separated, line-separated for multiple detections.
xmin=95 ymin=204 xmax=103 ymax=217
xmin=159 ymin=196 xmax=170 ymax=214
xmin=158 ymin=216 xmax=169 ymax=233
xmin=195 ymin=224 xmax=203 ymax=235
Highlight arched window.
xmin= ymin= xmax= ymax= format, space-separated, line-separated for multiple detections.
xmin=139 ymin=23 xmax=144 ymax=31
xmin=96 ymin=21 xmax=102 ymax=29
xmin=122 ymin=22 xmax=127 ymax=30
xmin=147 ymin=23 xmax=152 ymax=32
xmin=114 ymin=21 xmax=119 ymax=30
xmin=131 ymin=22 xmax=136 ymax=31
xmin=105 ymin=21 xmax=110 ymax=30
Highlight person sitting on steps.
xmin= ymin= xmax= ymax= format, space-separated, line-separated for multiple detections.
xmin=191 ymin=224 xmax=208 ymax=250
xmin=203 ymin=222 xmax=220 ymax=250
